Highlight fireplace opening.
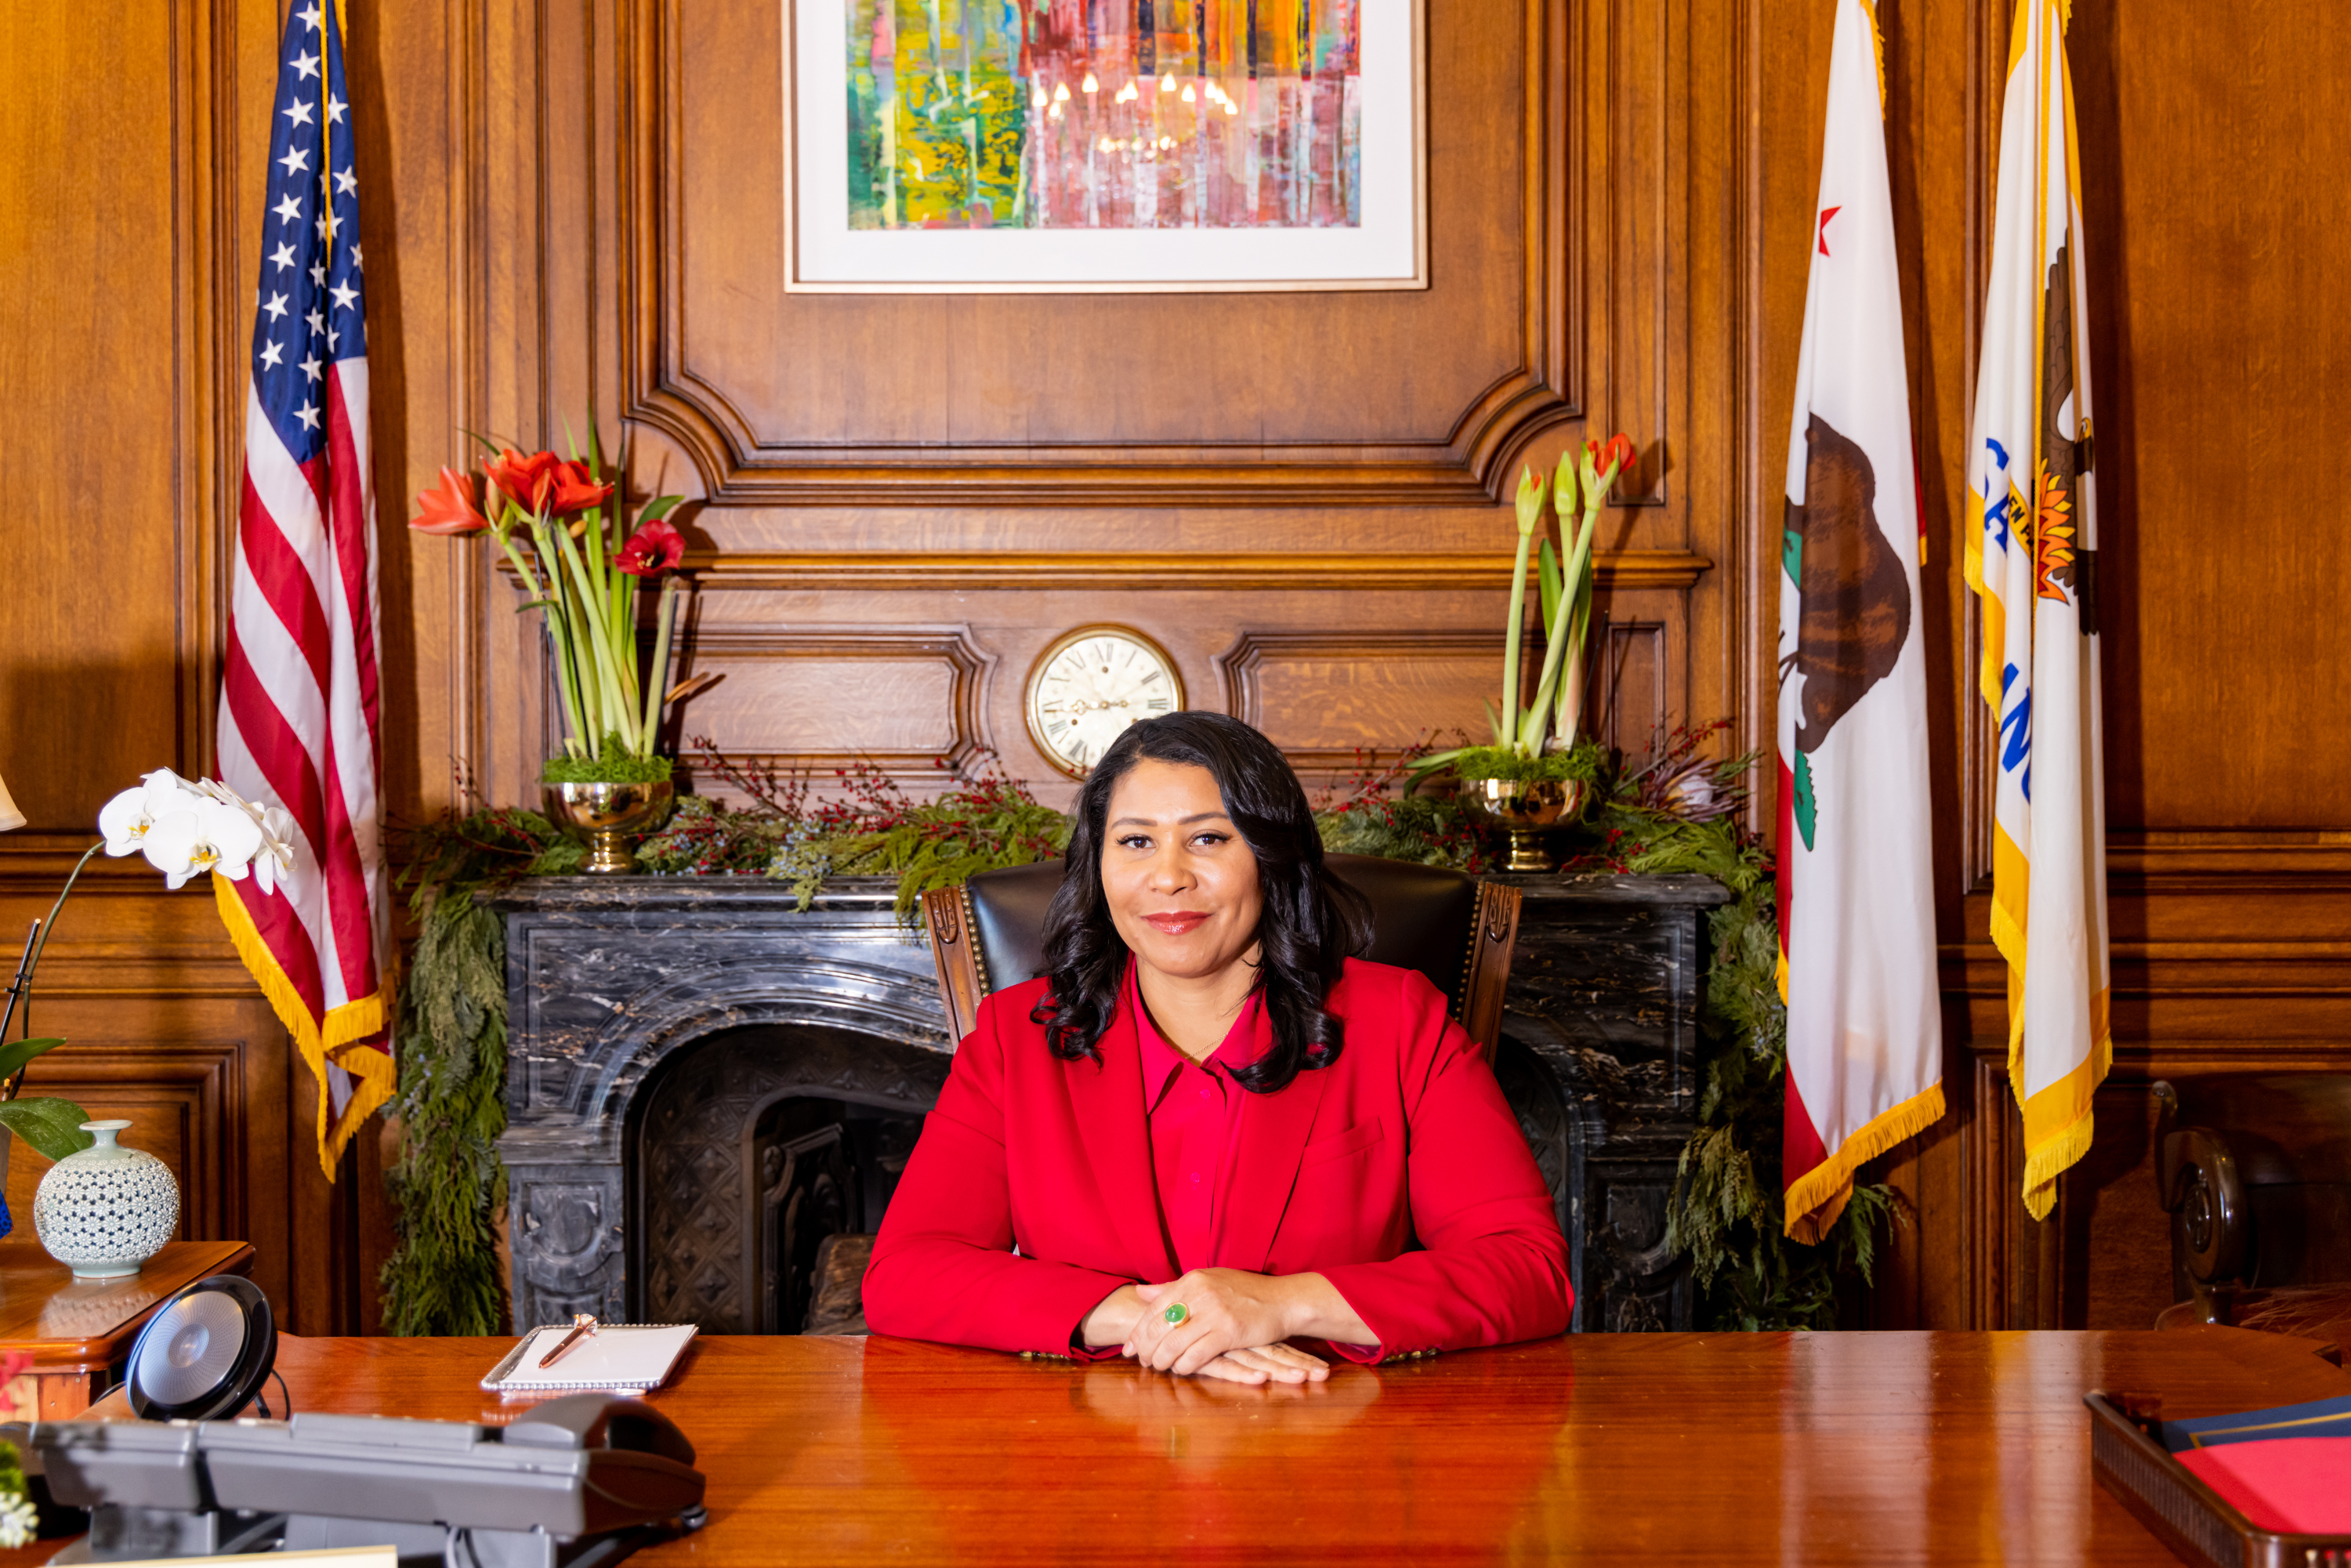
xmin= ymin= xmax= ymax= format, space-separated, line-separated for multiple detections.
xmin=752 ymin=1096 xmax=924 ymax=1334
xmin=631 ymin=1021 xmax=949 ymax=1333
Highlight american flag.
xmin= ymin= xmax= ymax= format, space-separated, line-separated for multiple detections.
xmin=216 ymin=0 xmax=392 ymax=1179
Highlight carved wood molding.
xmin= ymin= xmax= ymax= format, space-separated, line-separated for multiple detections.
xmin=621 ymin=0 xmax=1578 ymax=507
xmin=670 ymin=549 xmax=1714 ymax=593
xmin=1216 ymin=628 xmax=1502 ymax=767
xmin=667 ymin=625 xmax=997 ymax=784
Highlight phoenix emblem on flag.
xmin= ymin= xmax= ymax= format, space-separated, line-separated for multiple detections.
xmin=2034 ymin=241 xmax=2082 ymax=604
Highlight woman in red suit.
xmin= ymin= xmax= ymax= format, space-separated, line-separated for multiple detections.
xmin=863 ymin=712 xmax=1570 ymax=1384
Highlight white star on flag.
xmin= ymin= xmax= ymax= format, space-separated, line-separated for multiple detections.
xmin=263 ymin=292 xmax=290 ymax=321
xmin=300 ymin=355 xmax=323 ymax=382
xmin=273 ymin=193 xmax=302 ymax=224
xmin=334 ymin=168 xmax=357 ymax=196
xmin=310 ymin=263 xmax=327 ymax=286
xmin=294 ymin=403 xmax=321 ymax=430
xmin=330 ymin=282 xmax=360 ymax=312
xmin=284 ymin=100 xmax=315 ymax=127
xmin=260 ymin=341 xmax=285 ymax=369
xmin=326 ymin=95 xmax=346 ymax=125
xmin=348 ymin=243 xmax=363 ymax=270
xmin=292 ymin=49 xmax=321 ymax=80
xmin=296 ymin=2 xmax=324 ymax=28
xmin=270 ymin=242 xmax=298 ymax=272
xmin=306 ymin=308 xmax=326 ymax=335
xmin=278 ymin=145 xmax=310 ymax=176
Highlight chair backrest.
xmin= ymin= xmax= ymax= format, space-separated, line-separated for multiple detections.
xmin=921 ymin=854 xmax=1522 ymax=1054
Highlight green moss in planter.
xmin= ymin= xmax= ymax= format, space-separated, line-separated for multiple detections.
xmin=540 ymin=739 xmax=675 ymax=786
xmin=1447 ymin=739 xmax=1608 ymax=784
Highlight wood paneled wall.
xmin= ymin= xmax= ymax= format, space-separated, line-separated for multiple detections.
xmin=1 ymin=0 xmax=2342 ymax=1333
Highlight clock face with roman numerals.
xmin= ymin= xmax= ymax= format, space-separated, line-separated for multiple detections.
xmin=1023 ymin=625 xmax=1185 ymax=778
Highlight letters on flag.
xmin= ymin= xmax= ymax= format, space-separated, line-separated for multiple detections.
xmin=217 ymin=0 xmax=393 ymax=1177
xmin=1964 ymin=0 xmax=2111 ymax=1221
xmin=1775 ymin=0 xmax=1944 ymax=1245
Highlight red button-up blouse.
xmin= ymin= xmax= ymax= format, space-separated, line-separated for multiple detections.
xmin=1131 ymin=963 xmax=1261 ymax=1274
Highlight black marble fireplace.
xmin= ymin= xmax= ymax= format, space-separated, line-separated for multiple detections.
xmin=493 ymin=871 xmax=1725 ymax=1335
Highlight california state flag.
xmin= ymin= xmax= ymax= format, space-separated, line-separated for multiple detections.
xmin=1964 ymin=0 xmax=2110 ymax=1221
xmin=1776 ymin=0 xmax=1944 ymax=1244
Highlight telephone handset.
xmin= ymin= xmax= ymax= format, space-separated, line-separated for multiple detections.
xmin=12 ymin=1392 xmax=708 ymax=1566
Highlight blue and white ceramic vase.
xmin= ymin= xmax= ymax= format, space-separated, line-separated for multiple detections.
xmin=33 ymin=1120 xmax=179 ymax=1279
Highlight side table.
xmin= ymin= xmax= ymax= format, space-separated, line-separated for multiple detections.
xmin=0 ymin=1240 xmax=256 ymax=1418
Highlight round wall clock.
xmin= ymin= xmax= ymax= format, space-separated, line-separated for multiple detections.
xmin=1023 ymin=625 xmax=1185 ymax=777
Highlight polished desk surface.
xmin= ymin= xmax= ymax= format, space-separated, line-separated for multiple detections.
xmin=16 ymin=1327 xmax=2351 ymax=1564
xmin=0 ymin=1241 xmax=255 ymax=1374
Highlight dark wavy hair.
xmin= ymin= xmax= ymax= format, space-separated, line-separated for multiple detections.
xmin=1032 ymin=712 xmax=1372 ymax=1094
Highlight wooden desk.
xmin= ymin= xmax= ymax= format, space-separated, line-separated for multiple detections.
xmin=16 ymin=1326 xmax=2344 ymax=1565
xmin=0 ymin=1240 xmax=255 ymax=1420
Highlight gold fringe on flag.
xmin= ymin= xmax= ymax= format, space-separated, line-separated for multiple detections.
xmin=1784 ymin=1081 xmax=1947 ymax=1245
xmin=213 ymin=874 xmax=396 ymax=1179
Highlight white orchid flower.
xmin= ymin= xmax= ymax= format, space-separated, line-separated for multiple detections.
xmin=140 ymin=798 xmax=266 ymax=890
xmin=96 ymin=768 xmax=199 ymax=857
xmin=190 ymin=779 xmax=299 ymax=895
xmin=250 ymin=804 xmax=299 ymax=895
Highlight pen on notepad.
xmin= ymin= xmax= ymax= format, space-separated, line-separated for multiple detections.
xmin=536 ymin=1313 xmax=599 ymax=1370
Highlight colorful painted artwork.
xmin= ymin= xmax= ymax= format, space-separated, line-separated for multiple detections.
xmin=844 ymin=2 xmax=1363 ymax=232
xmin=788 ymin=0 xmax=1420 ymax=292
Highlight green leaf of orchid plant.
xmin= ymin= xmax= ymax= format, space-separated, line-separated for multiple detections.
xmin=0 ymin=1036 xmax=68 ymax=1085
xmin=0 ymin=1097 xmax=96 ymax=1163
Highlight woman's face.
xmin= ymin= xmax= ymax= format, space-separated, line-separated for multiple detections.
xmin=1099 ymin=758 xmax=1265 ymax=983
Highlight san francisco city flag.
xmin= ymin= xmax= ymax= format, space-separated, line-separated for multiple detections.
xmin=1775 ymin=0 xmax=1943 ymax=1244
xmin=217 ymin=0 xmax=393 ymax=1178
xmin=1963 ymin=0 xmax=2110 ymax=1221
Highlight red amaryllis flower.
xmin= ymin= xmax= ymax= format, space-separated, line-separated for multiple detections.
xmin=614 ymin=519 xmax=686 ymax=577
xmin=485 ymin=448 xmax=563 ymax=513
xmin=545 ymin=458 xmax=615 ymax=517
xmin=1585 ymin=433 xmax=1639 ymax=482
xmin=410 ymin=466 xmax=491 ymax=535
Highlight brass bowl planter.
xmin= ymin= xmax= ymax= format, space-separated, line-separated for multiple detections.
xmin=548 ymin=780 xmax=675 ymax=874
xmin=1461 ymin=776 xmax=1586 ymax=873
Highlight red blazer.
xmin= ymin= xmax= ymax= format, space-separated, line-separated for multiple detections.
xmin=864 ymin=958 xmax=1572 ymax=1362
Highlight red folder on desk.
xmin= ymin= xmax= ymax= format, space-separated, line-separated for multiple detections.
xmin=2175 ymin=1438 xmax=2351 ymax=1534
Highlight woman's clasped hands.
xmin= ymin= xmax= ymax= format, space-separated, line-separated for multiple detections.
xmin=1082 ymin=1266 xmax=1380 ymax=1385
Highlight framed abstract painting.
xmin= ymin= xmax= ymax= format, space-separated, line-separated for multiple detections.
xmin=785 ymin=0 xmax=1425 ymax=292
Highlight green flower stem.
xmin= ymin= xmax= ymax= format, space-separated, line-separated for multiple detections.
xmin=1523 ymin=500 xmax=1603 ymax=753
xmin=1502 ymin=487 xmax=1541 ymax=752
xmin=550 ymin=522 xmax=638 ymax=754
xmin=503 ymin=529 xmax=590 ymax=757
xmin=641 ymin=576 xmax=679 ymax=743
xmin=527 ymin=520 xmax=596 ymax=758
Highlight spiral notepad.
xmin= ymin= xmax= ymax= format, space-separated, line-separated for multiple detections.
xmin=480 ymin=1323 xmax=697 ymax=1392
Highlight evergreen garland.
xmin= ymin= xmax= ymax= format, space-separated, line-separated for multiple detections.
xmin=380 ymin=807 xmax=580 ymax=1336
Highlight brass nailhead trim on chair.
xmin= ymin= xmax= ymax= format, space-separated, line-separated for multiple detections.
xmin=961 ymin=884 xmax=991 ymax=995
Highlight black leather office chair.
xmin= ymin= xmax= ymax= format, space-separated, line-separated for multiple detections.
xmin=921 ymin=854 xmax=1522 ymax=1054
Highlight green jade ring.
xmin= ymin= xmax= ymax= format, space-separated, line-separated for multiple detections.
xmin=1162 ymin=1302 xmax=1190 ymax=1327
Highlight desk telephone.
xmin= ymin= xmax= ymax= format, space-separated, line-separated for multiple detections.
xmin=3 ymin=1392 xmax=707 ymax=1568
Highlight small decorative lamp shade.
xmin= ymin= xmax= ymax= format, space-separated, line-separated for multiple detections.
xmin=0 ymin=772 xmax=23 ymax=833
